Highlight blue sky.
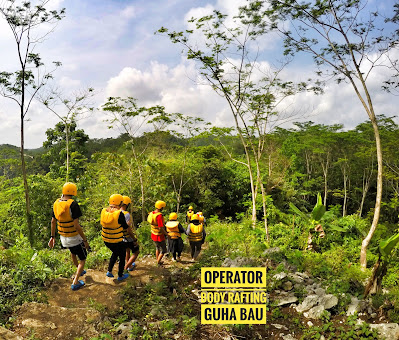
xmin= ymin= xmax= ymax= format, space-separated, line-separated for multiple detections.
xmin=0 ymin=0 xmax=398 ymax=148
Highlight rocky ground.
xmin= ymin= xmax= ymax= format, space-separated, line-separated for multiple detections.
xmin=2 ymin=247 xmax=399 ymax=339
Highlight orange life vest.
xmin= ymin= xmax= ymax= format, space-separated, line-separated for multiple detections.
xmin=165 ymin=220 xmax=181 ymax=239
xmin=148 ymin=211 xmax=163 ymax=236
xmin=53 ymin=199 xmax=78 ymax=237
xmin=101 ymin=208 xmax=124 ymax=243
xmin=188 ymin=223 xmax=203 ymax=242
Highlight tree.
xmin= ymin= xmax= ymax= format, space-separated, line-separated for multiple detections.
xmin=40 ymin=87 xmax=95 ymax=181
xmin=102 ymin=97 xmax=172 ymax=222
xmin=266 ymin=0 xmax=398 ymax=268
xmin=158 ymin=1 xmax=310 ymax=239
xmin=0 ymin=0 xmax=65 ymax=246
xmin=43 ymin=120 xmax=89 ymax=180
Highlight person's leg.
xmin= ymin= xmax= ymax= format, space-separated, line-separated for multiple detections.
xmin=190 ymin=242 xmax=195 ymax=258
xmin=105 ymin=242 xmax=118 ymax=274
xmin=125 ymin=249 xmax=139 ymax=270
xmin=125 ymin=248 xmax=131 ymax=264
xmin=72 ymin=260 xmax=86 ymax=285
xmin=117 ymin=243 xmax=126 ymax=278
xmin=71 ymin=253 xmax=79 ymax=267
xmin=193 ymin=241 xmax=202 ymax=260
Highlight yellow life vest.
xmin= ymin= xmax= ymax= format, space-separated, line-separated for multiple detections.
xmin=101 ymin=208 xmax=124 ymax=243
xmin=187 ymin=211 xmax=194 ymax=220
xmin=188 ymin=223 xmax=203 ymax=242
xmin=165 ymin=221 xmax=180 ymax=239
xmin=53 ymin=199 xmax=78 ymax=237
xmin=148 ymin=211 xmax=164 ymax=235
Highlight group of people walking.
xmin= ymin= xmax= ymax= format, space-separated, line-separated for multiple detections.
xmin=49 ymin=182 xmax=206 ymax=291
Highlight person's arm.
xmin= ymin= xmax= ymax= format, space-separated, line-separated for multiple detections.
xmin=127 ymin=226 xmax=136 ymax=240
xmin=178 ymin=223 xmax=186 ymax=234
xmin=48 ymin=217 xmax=57 ymax=248
xmin=186 ymin=224 xmax=191 ymax=235
xmin=202 ymin=225 xmax=206 ymax=240
xmin=125 ymin=212 xmax=132 ymax=227
xmin=157 ymin=214 xmax=168 ymax=236
xmin=74 ymin=219 xmax=90 ymax=249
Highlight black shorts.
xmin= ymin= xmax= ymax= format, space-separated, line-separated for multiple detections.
xmin=153 ymin=240 xmax=167 ymax=254
xmin=126 ymin=241 xmax=140 ymax=253
xmin=68 ymin=242 xmax=87 ymax=261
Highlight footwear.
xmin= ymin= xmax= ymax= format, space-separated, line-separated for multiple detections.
xmin=172 ymin=258 xmax=177 ymax=262
xmin=80 ymin=270 xmax=86 ymax=276
xmin=117 ymin=273 xmax=129 ymax=281
xmin=157 ymin=261 xmax=164 ymax=267
xmin=127 ymin=263 xmax=136 ymax=272
xmin=106 ymin=271 xmax=114 ymax=278
xmin=71 ymin=280 xmax=85 ymax=291
xmin=177 ymin=257 xmax=181 ymax=262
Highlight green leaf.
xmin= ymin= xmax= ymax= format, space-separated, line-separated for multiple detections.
xmin=380 ymin=233 xmax=399 ymax=258
xmin=289 ymin=203 xmax=310 ymax=222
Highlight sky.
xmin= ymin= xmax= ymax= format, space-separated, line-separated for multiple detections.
xmin=0 ymin=0 xmax=398 ymax=148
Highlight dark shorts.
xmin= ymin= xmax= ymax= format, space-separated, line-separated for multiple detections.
xmin=126 ymin=241 xmax=140 ymax=253
xmin=68 ymin=242 xmax=87 ymax=261
xmin=153 ymin=240 xmax=167 ymax=254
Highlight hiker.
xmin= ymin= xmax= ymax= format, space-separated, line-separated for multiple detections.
xmin=197 ymin=211 xmax=207 ymax=226
xmin=49 ymin=182 xmax=90 ymax=291
xmin=187 ymin=214 xmax=206 ymax=262
xmin=165 ymin=212 xmax=186 ymax=262
xmin=186 ymin=205 xmax=194 ymax=224
xmin=148 ymin=200 xmax=168 ymax=265
xmin=101 ymin=194 xmax=134 ymax=281
xmin=121 ymin=195 xmax=140 ymax=271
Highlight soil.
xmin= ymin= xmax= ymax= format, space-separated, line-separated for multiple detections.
xmin=11 ymin=253 xmax=196 ymax=340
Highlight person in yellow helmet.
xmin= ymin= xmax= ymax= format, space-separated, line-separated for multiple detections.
xmin=49 ymin=182 xmax=90 ymax=291
xmin=121 ymin=196 xmax=140 ymax=271
xmin=186 ymin=205 xmax=194 ymax=224
xmin=148 ymin=200 xmax=168 ymax=265
xmin=165 ymin=212 xmax=186 ymax=262
xmin=101 ymin=194 xmax=135 ymax=281
xmin=187 ymin=213 xmax=206 ymax=262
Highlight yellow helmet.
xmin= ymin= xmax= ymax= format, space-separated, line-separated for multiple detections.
xmin=62 ymin=182 xmax=77 ymax=196
xmin=109 ymin=194 xmax=123 ymax=206
xmin=122 ymin=196 xmax=131 ymax=205
xmin=155 ymin=200 xmax=166 ymax=209
xmin=188 ymin=206 xmax=193 ymax=210
xmin=169 ymin=212 xmax=178 ymax=220
xmin=191 ymin=214 xmax=199 ymax=221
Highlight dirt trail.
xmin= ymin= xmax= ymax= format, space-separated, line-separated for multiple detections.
xmin=10 ymin=252 xmax=196 ymax=340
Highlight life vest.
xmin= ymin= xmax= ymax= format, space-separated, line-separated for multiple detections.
xmin=165 ymin=221 xmax=180 ymax=239
xmin=188 ymin=223 xmax=203 ymax=242
xmin=187 ymin=211 xmax=194 ymax=221
xmin=101 ymin=208 xmax=124 ymax=243
xmin=53 ymin=199 xmax=78 ymax=237
xmin=148 ymin=211 xmax=164 ymax=235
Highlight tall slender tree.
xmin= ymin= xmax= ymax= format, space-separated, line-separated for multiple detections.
xmin=0 ymin=0 xmax=65 ymax=245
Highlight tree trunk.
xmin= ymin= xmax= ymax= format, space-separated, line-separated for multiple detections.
xmin=21 ymin=109 xmax=33 ymax=246
xmin=360 ymin=116 xmax=383 ymax=269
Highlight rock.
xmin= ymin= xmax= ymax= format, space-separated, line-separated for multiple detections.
xmin=0 ymin=326 xmax=23 ymax=340
xmin=21 ymin=318 xmax=57 ymax=329
xmin=314 ymin=288 xmax=325 ymax=296
xmin=321 ymin=294 xmax=338 ymax=310
xmin=369 ymin=323 xmax=399 ymax=339
xmin=307 ymin=305 xmax=328 ymax=319
xmin=307 ymin=321 xmax=314 ymax=327
xmin=115 ymin=321 xmax=137 ymax=339
xmin=288 ymin=273 xmax=305 ymax=284
xmin=296 ymin=295 xmax=319 ymax=313
xmin=347 ymin=296 xmax=360 ymax=316
xmin=273 ymin=272 xmax=287 ymax=281
xmin=281 ymin=335 xmax=297 ymax=340
xmin=222 ymin=257 xmax=255 ymax=267
xmin=272 ymin=323 xmax=288 ymax=330
xmin=263 ymin=247 xmax=281 ymax=256
xmin=277 ymin=296 xmax=298 ymax=306
xmin=282 ymin=281 xmax=293 ymax=291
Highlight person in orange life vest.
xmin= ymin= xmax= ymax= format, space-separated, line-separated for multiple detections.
xmin=197 ymin=211 xmax=207 ymax=226
xmin=148 ymin=200 xmax=168 ymax=265
xmin=121 ymin=195 xmax=140 ymax=271
xmin=186 ymin=205 xmax=194 ymax=224
xmin=49 ymin=182 xmax=90 ymax=291
xmin=186 ymin=213 xmax=206 ymax=262
xmin=165 ymin=212 xmax=186 ymax=262
xmin=101 ymin=194 xmax=135 ymax=281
